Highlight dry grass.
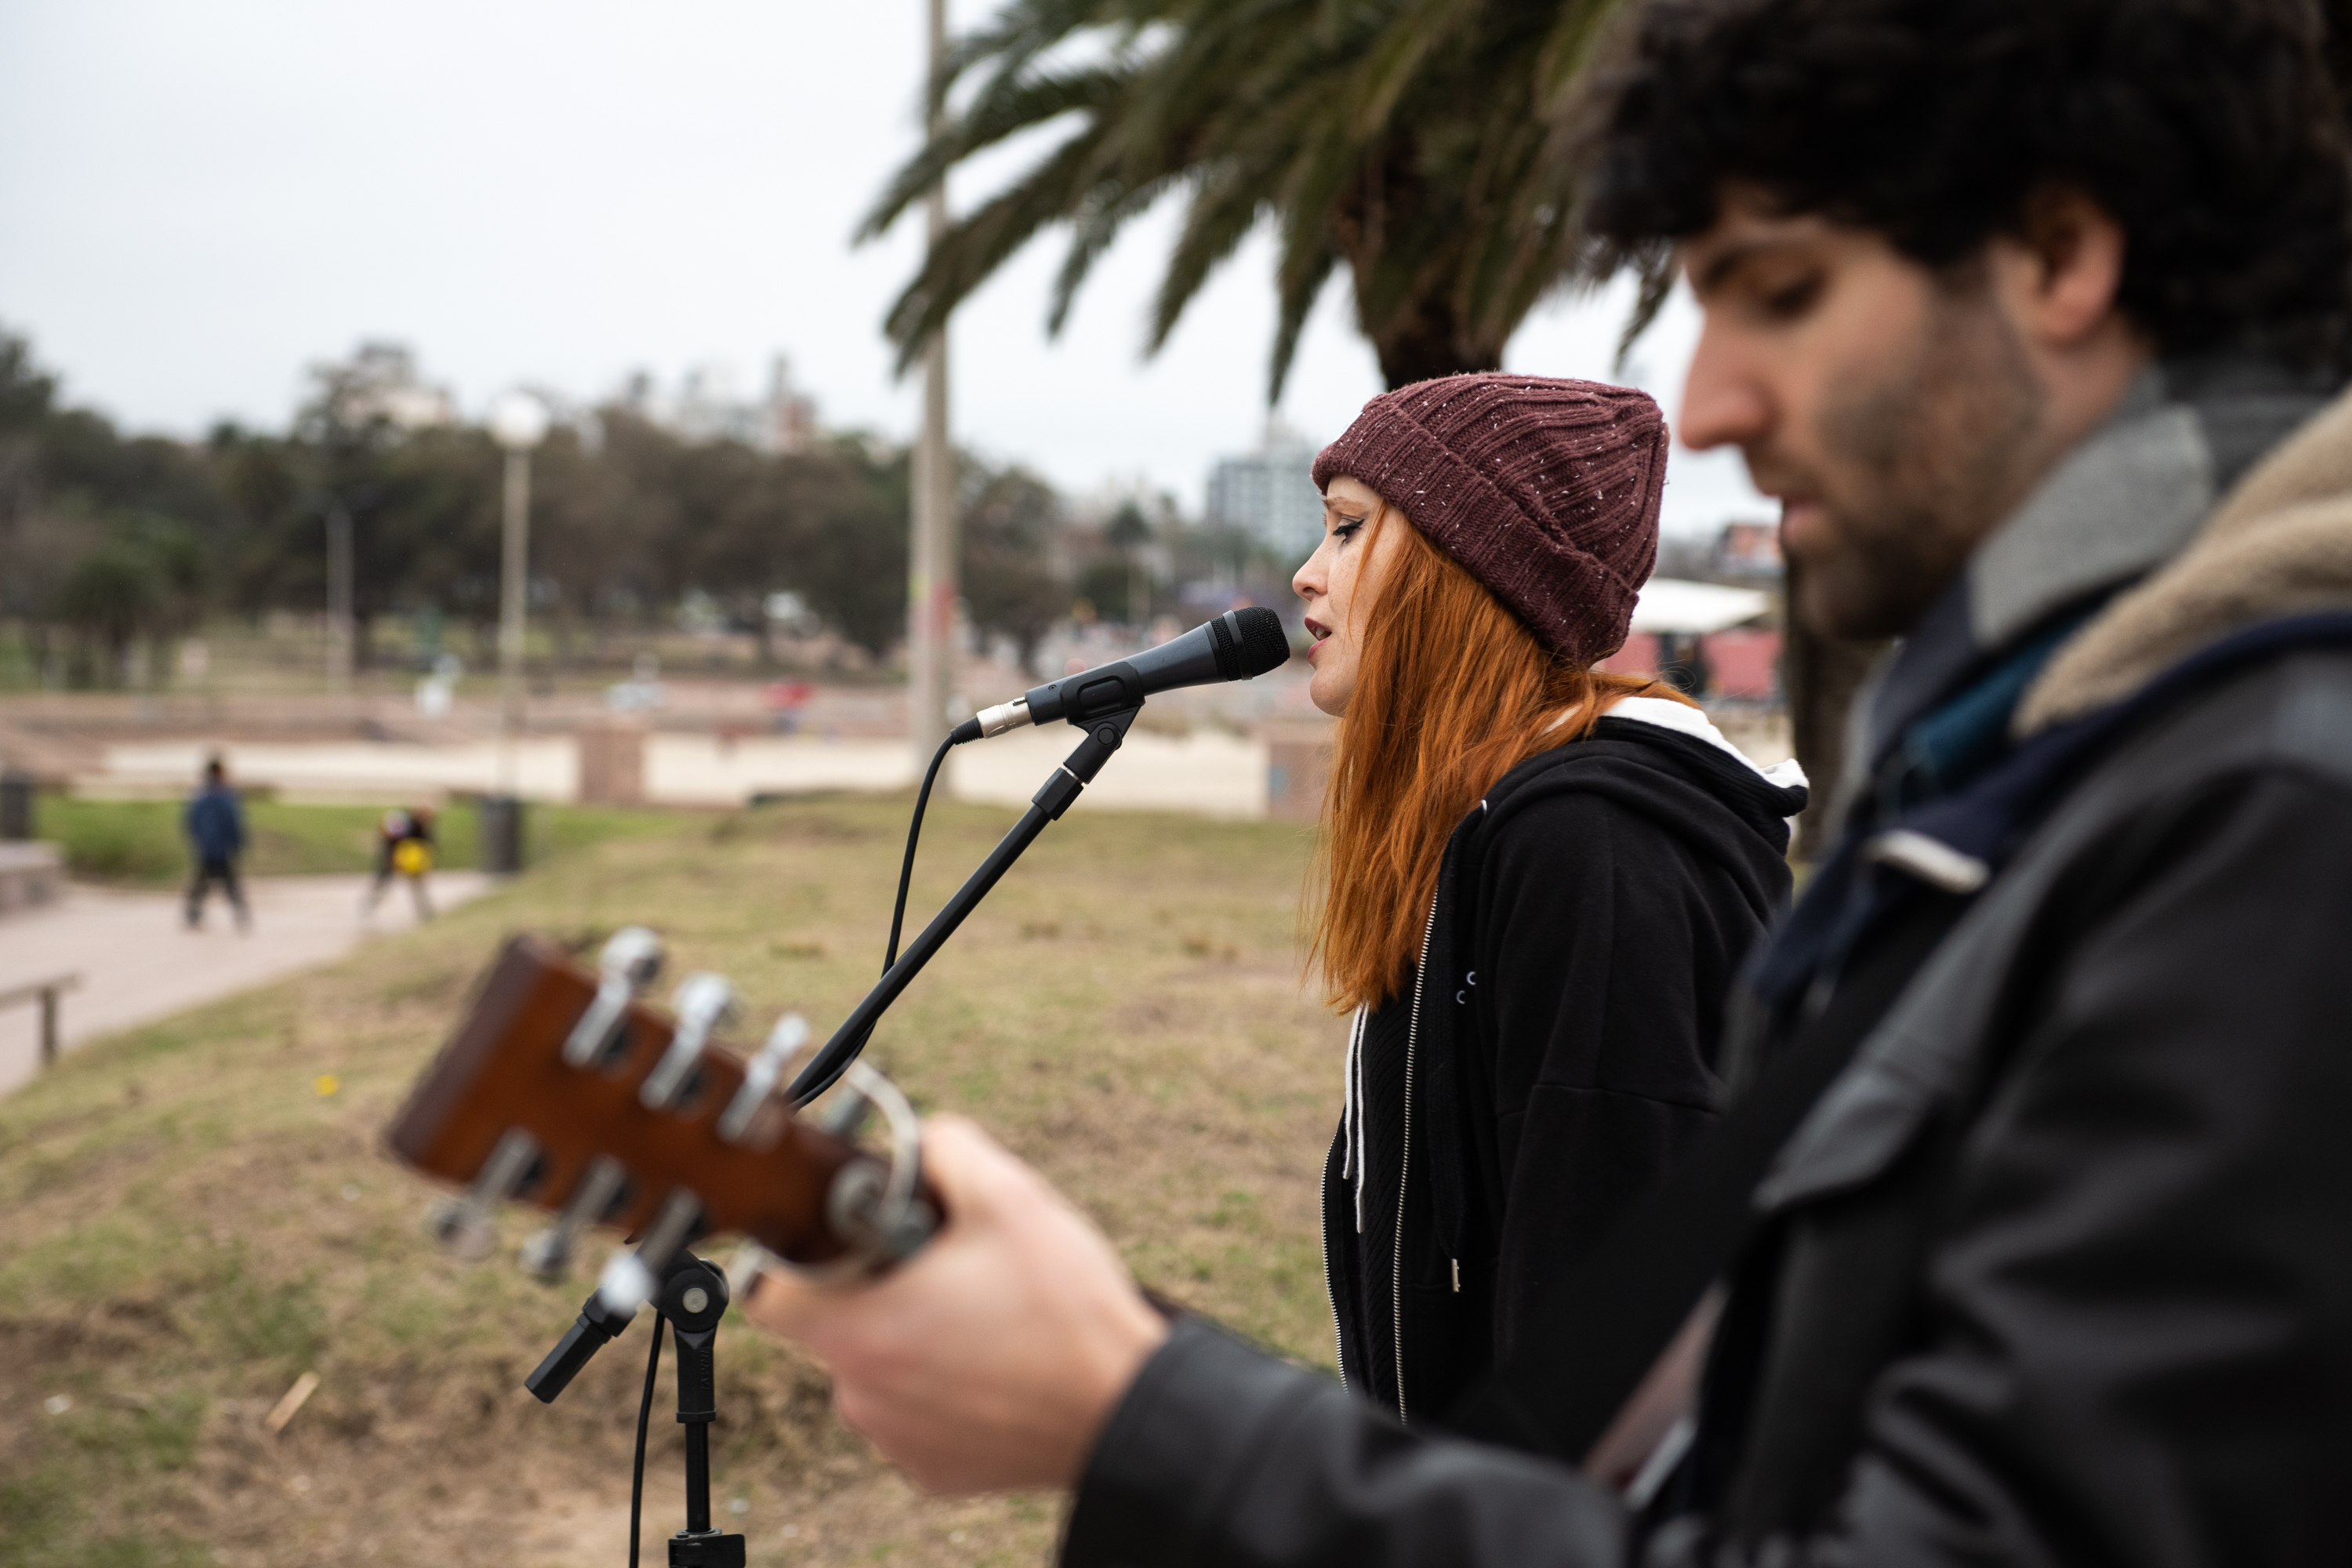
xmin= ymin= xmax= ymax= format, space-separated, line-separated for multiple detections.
xmin=0 ymin=793 xmax=1344 ymax=1566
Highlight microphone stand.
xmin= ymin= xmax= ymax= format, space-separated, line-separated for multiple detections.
xmin=786 ymin=702 xmax=1142 ymax=1105
xmin=526 ymin=1252 xmax=746 ymax=1568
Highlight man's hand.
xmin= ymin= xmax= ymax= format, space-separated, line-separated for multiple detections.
xmin=740 ymin=1115 xmax=1170 ymax=1494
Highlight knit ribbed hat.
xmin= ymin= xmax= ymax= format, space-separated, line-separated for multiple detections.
xmin=1311 ymin=373 xmax=1667 ymax=662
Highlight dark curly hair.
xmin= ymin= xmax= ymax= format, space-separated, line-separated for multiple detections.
xmin=1574 ymin=0 xmax=2352 ymax=368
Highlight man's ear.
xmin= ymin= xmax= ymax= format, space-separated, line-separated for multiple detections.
xmin=2009 ymin=186 xmax=2129 ymax=347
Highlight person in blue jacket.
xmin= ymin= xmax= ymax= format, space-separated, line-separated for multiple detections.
xmin=183 ymin=757 xmax=249 ymax=931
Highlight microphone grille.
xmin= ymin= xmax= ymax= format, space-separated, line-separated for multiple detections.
xmin=1212 ymin=606 xmax=1294 ymax=681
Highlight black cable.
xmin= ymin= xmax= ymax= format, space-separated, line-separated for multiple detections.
xmin=629 ymin=1312 xmax=663 ymax=1568
xmin=885 ymin=733 xmax=956 ymax=971
xmin=796 ymin=733 xmax=954 ymax=1108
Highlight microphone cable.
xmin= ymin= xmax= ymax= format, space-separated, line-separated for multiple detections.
xmin=804 ymin=731 xmax=956 ymax=1108
xmin=887 ymin=734 xmax=956 ymax=973
xmin=628 ymin=1310 xmax=665 ymax=1568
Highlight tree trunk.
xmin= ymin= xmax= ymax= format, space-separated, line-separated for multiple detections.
xmin=1370 ymin=292 xmax=1502 ymax=390
xmin=1781 ymin=554 xmax=1891 ymax=862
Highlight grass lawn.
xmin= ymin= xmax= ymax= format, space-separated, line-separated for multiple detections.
xmin=31 ymin=795 xmax=685 ymax=884
xmin=0 ymin=793 xmax=1343 ymax=1567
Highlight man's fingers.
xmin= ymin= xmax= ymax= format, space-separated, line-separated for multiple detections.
xmin=913 ymin=1112 xmax=1025 ymax=1222
xmin=738 ymin=1261 xmax=829 ymax=1344
xmin=739 ymin=1115 xmax=1014 ymax=1348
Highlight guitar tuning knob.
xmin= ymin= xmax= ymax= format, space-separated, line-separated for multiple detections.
xmin=595 ymin=1189 xmax=703 ymax=1316
xmin=429 ymin=1128 xmax=543 ymax=1261
xmin=717 ymin=1011 xmax=809 ymax=1144
xmin=518 ymin=1154 xmax=631 ymax=1281
xmin=604 ymin=926 xmax=665 ymax=986
xmin=561 ymin=927 xmax=666 ymax=1069
xmin=812 ymin=1083 xmax=871 ymax=1140
xmin=639 ymin=972 xmax=739 ymax=1111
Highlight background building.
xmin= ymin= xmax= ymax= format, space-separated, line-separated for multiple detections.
xmin=637 ymin=354 xmax=818 ymax=453
xmin=1205 ymin=419 xmax=1323 ymax=561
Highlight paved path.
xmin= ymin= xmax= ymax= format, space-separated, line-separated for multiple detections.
xmin=93 ymin=728 xmax=1285 ymax=815
xmin=0 ymin=872 xmax=491 ymax=1096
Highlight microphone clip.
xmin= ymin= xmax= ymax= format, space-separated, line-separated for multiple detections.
xmin=1032 ymin=705 xmax=1139 ymax=821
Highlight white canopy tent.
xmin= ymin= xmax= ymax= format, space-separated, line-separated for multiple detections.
xmin=1631 ymin=577 xmax=1772 ymax=635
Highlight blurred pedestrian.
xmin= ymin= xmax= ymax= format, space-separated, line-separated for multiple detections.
xmin=362 ymin=806 xmax=436 ymax=923
xmin=182 ymin=757 xmax=249 ymax=931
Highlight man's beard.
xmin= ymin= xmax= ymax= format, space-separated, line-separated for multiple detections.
xmin=1773 ymin=276 xmax=2046 ymax=641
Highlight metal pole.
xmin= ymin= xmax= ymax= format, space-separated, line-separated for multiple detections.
xmin=39 ymin=986 xmax=58 ymax=1069
xmin=499 ymin=448 xmax=531 ymax=795
xmin=908 ymin=0 xmax=958 ymax=770
xmin=327 ymin=501 xmax=354 ymax=699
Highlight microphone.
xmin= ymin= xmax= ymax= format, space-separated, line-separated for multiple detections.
xmin=954 ymin=607 xmax=1292 ymax=741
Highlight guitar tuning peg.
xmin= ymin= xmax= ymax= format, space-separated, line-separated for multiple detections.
xmin=603 ymin=926 xmax=665 ymax=986
xmin=519 ymin=1154 xmax=631 ymax=1281
xmin=717 ymin=1011 xmax=810 ymax=1145
xmin=561 ymin=926 xmax=666 ymax=1069
xmin=812 ymin=1080 xmax=871 ymax=1140
xmin=638 ymin=972 xmax=739 ymax=1111
xmin=429 ymin=1128 xmax=543 ymax=1261
xmin=594 ymin=1189 xmax=703 ymax=1316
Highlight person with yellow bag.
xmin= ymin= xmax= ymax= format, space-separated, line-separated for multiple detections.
xmin=361 ymin=805 xmax=436 ymax=924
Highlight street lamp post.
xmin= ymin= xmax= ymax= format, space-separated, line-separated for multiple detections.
xmin=326 ymin=498 xmax=354 ymax=700
xmin=907 ymin=0 xmax=959 ymax=774
xmin=485 ymin=390 xmax=549 ymax=876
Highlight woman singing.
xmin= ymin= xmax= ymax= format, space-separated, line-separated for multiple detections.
xmin=1302 ymin=374 xmax=1806 ymax=1424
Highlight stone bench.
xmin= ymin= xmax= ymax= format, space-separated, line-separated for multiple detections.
xmin=0 ymin=841 xmax=65 ymax=916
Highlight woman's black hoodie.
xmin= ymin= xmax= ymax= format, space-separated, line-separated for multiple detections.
xmin=1323 ymin=710 xmax=1806 ymax=1425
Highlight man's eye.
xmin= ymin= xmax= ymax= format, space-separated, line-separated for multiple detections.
xmin=1757 ymin=274 xmax=1823 ymax=321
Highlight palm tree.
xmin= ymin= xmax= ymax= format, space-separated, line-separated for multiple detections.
xmin=860 ymin=0 xmax=1628 ymax=400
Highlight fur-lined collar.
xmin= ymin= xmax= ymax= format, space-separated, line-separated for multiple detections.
xmin=2020 ymin=384 xmax=2352 ymax=733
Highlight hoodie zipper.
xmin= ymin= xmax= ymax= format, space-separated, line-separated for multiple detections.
xmin=1391 ymin=896 xmax=1439 ymax=1425
xmin=1323 ymin=1135 xmax=1351 ymax=1391
xmin=1324 ymin=1004 xmax=1367 ymax=1391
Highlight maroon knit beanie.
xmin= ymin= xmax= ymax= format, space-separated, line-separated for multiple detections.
xmin=1311 ymin=373 xmax=1666 ymax=663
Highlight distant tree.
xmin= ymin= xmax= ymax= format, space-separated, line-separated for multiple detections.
xmin=0 ymin=327 xmax=1065 ymax=677
xmin=1076 ymin=557 xmax=1138 ymax=625
xmin=260 ymin=347 xmax=521 ymax=667
xmin=790 ymin=437 xmax=913 ymax=661
xmin=862 ymin=0 xmax=1627 ymax=398
xmin=961 ymin=463 xmax=1069 ymax=673
xmin=1105 ymin=500 xmax=1151 ymax=552
xmin=53 ymin=543 xmax=155 ymax=677
xmin=0 ymin=328 xmax=232 ymax=686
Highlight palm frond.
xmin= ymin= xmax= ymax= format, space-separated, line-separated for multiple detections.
xmin=860 ymin=0 xmax=1639 ymax=397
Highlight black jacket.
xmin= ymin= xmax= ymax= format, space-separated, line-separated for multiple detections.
xmin=1326 ymin=717 xmax=1803 ymax=1425
xmin=1061 ymin=368 xmax=2352 ymax=1566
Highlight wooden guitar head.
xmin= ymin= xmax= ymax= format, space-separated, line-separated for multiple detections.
xmin=386 ymin=932 xmax=929 ymax=1281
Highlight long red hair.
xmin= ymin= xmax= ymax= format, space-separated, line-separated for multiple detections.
xmin=1308 ymin=508 xmax=1683 ymax=1011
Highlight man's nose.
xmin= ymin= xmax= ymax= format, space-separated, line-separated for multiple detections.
xmin=1677 ymin=318 xmax=1771 ymax=454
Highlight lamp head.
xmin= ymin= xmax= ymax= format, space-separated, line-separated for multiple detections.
xmin=490 ymin=391 xmax=550 ymax=452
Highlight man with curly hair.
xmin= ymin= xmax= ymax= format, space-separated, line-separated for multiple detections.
xmin=744 ymin=2 xmax=2352 ymax=1562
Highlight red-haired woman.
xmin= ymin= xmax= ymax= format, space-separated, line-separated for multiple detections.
xmin=1301 ymin=375 xmax=1806 ymax=1427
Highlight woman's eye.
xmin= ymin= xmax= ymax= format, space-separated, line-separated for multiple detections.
xmin=1333 ymin=518 xmax=1364 ymax=542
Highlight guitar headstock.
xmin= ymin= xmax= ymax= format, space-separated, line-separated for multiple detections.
xmin=385 ymin=929 xmax=935 ymax=1308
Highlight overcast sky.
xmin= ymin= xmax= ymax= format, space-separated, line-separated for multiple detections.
xmin=0 ymin=0 xmax=1769 ymax=534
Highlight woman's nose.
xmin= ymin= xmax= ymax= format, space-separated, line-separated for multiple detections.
xmin=1293 ymin=547 xmax=1325 ymax=602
